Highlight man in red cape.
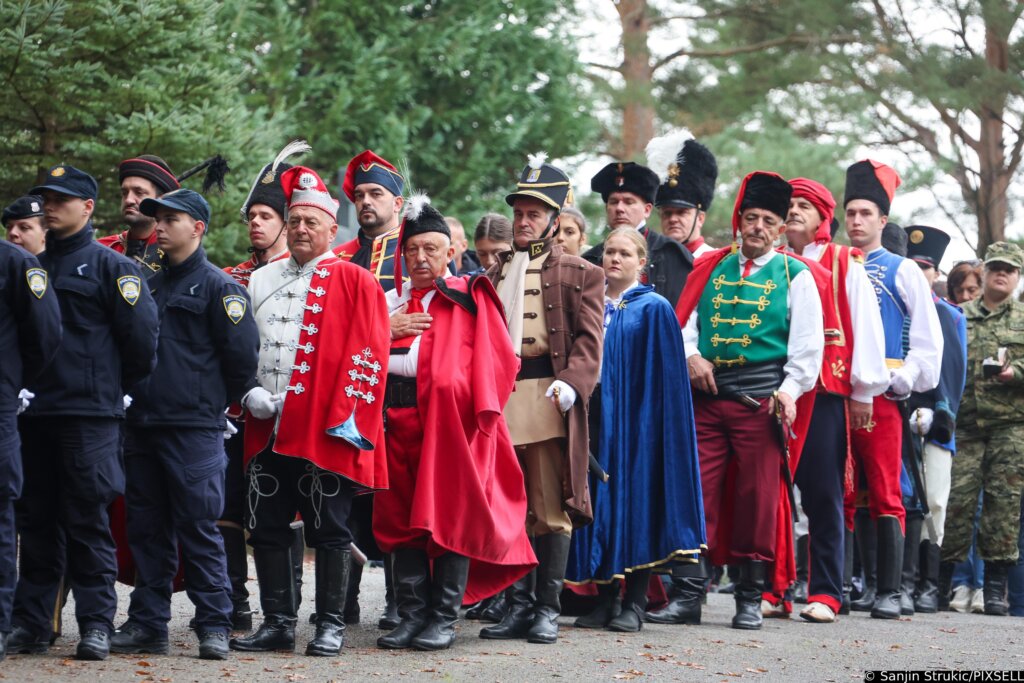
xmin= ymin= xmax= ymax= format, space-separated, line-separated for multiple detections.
xmin=675 ymin=171 xmax=824 ymax=630
xmin=373 ymin=196 xmax=535 ymax=651
xmin=229 ymin=166 xmax=389 ymax=658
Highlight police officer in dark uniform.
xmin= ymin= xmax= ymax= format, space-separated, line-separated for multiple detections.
xmin=9 ymin=164 xmax=158 ymax=661
xmin=108 ymin=189 xmax=259 ymax=660
xmin=0 ymin=239 xmax=62 ymax=661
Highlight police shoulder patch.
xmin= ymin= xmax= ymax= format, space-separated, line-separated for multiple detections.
xmin=26 ymin=267 xmax=47 ymax=299
xmin=223 ymin=294 xmax=247 ymax=325
xmin=117 ymin=275 xmax=142 ymax=306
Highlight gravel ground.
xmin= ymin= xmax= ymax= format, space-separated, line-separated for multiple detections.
xmin=4 ymin=557 xmax=1022 ymax=682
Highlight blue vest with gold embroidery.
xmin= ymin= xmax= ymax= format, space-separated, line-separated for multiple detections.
xmin=863 ymin=247 xmax=907 ymax=361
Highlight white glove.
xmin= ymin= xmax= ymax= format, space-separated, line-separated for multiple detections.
xmin=223 ymin=420 xmax=239 ymax=440
xmin=123 ymin=395 xmax=133 ymax=410
xmin=888 ymin=368 xmax=913 ymax=398
xmin=545 ymin=380 xmax=577 ymax=414
xmin=244 ymin=387 xmax=283 ymax=420
xmin=910 ymin=407 xmax=934 ymax=436
xmin=17 ymin=389 xmax=34 ymax=415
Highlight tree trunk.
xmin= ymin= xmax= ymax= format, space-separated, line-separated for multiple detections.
xmin=616 ymin=0 xmax=654 ymax=161
xmin=974 ymin=6 xmax=1011 ymax=253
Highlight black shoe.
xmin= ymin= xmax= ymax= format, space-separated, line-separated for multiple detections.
xmin=412 ymin=553 xmax=471 ymax=651
xmin=231 ymin=605 xmax=254 ymax=632
xmin=230 ymin=548 xmax=297 ymax=652
xmin=573 ymin=582 xmax=621 ymax=629
xmin=377 ymin=548 xmax=431 ymax=650
xmin=480 ymin=591 xmax=510 ymax=623
xmin=646 ymin=560 xmax=706 ymax=625
xmin=76 ymin=629 xmax=109 ymax=661
xmin=731 ymin=562 xmax=765 ymax=630
xmin=851 ymin=511 xmax=878 ymax=612
xmin=6 ymin=625 xmax=49 ymax=655
xmin=306 ymin=548 xmax=351 ymax=656
xmin=607 ymin=570 xmax=649 ymax=633
xmin=110 ymin=622 xmax=170 ymax=655
xmin=377 ymin=553 xmax=400 ymax=630
xmin=198 ymin=631 xmax=230 ymax=660
xmin=871 ymin=515 xmax=904 ymax=620
xmin=983 ymin=561 xmax=1010 ymax=616
xmin=526 ymin=535 xmax=570 ymax=644
xmin=465 ymin=596 xmax=493 ymax=621
xmin=480 ymin=561 xmax=536 ymax=640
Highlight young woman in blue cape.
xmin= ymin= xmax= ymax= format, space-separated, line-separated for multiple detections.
xmin=566 ymin=228 xmax=706 ymax=632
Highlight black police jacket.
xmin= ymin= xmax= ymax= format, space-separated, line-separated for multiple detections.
xmin=25 ymin=225 xmax=158 ymax=417
xmin=0 ymin=242 xmax=62 ymax=414
xmin=127 ymin=246 xmax=259 ymax=429
xmin=582 ymin=225 xmax=693 ymax=308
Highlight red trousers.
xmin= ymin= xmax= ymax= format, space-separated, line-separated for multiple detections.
xmin=845 ymin=395 xmax=906 ymax=530
xmin=695 ymin=396 xmax=781 ymax=563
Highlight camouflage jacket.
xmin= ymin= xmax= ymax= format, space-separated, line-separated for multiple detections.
xmin=959 ymin=296 xmax=1024 ymax=430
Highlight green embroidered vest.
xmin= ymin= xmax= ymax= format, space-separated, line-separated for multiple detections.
xmin=697 ymin=252 xmax=806 ymax=367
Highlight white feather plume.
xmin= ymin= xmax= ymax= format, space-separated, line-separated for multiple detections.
xmin=271 ymin=139 xmax=312 ymax=172
xmin=645 ymin=129 xmax=693 ymax=183
xmin=404 ymin=193 xmax=431 ymax=222
xmin=527 ymin=151 xmax=548 ymax=170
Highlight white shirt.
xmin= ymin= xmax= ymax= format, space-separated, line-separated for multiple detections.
xmin=385 ymin=287 xmax=438 ymax=377
xmin=690 ymin=241 xmax=715 ymax=258
xmin=682 ymin=250 xmax=824 ymax=401
xmin=800 ymin=242 xmax=890 ymax=403
xmin=248 ymin=250 xmax=335 ymax=396
xmin=890 ymin=255 xmax=944 ymax=392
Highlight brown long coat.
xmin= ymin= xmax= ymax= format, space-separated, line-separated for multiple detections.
xmin=490 ymin=243 xmax=605 ymax=527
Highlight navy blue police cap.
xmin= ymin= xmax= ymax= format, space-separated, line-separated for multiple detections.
xmin=140 ymin=188 xmax=211 ymax=227
xmin=30 ymin=164 xmax=98 ymax=201
xmin=2 ymin=195 xmax=44 ymax=226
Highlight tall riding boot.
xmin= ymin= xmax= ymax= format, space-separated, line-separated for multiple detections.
xmin=646 ymin=557 xmax=706 ymax=625
xmin=480 ymin=589 xmax=510 ymax=623
xmin=915 ymin=541 xmax=940 ymax=613
xmin=840 ymin=528 xmax=854 ymax=615
xmin=731 ymin=561 xmax=766 ymax=630
xmin=871 ymin=515 xmax=904 ymax=619
xmin=608 ymin=569 xmax=650 ymax=632
xmin=344 ymin=558 xmax=362 ymax=624
xmin=479 ymin=565 xmax=535 ymax=640
xmin=983 ymin=561 xmax=1010 ymax=616
xmin=412 ymin=553 xmax=471 ymax=650
xmin=851 ymin=511 xmax=877 ymax=612
xmin=306 ymin=548 xmax=351 ymax=656
xmin=290 ymin=522 xmax=305 ymax=612
xmin=527 ymin=534 xmax=571 ymax=644
xmin=378 ymin=553 xmax=400 ymax=630
xmin=899 ymin=515 xmax=923 ymax=615
xmin=229 ymin=548 xmax=297 ymax=652
xmin=220 ymin=524 xmax=253 ymax=631
xmin=465 ymin=595 xmax=495 ymax=620
xmin=794 ymin=535 xmax=809 ymax=604
xmin=573 ymin=581 xmax=621 ymax=629
xmin=377 ymin=548 xmax=431 ymax=649
xmin=937 ymin=561 xmax=956 ymax=611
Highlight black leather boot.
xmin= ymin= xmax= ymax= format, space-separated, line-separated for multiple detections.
xmin=291 ymin=522 xmax=305 ymax=612
xmin=344 ymin=557 xmax=362 ymax=625
xmin=915 ymin=541 xmax=940 ymax=613
xmin=840 ymin=527 xmax=854 ymax=615
xmin=377 ymin=548 xmax=431 ymax=649
xmin=851 ymin=511 xmax=877 ymax=612
xmin=793 ymin=535 xmax=809 ymax=604
xmin=229 ymin=548 xmax=297 ymax=652
xmin=731 ymin=561 xmax=765 ymax=630
xmin=219 ymin=524 xmax=254 ymax=631
xmin=306 ymin=548 xmax=351 ymax=656
xmin=377 ymin=553 xmax=400 ymax=630
xmin=527 ymin=534 xmax=571 ymax=644
xmin=5 ymin=624 xmax=50 ymax=655
xmin=983 ymin=561 xmax=1010 ymax=616
xmin=110 ymin=621 xmax=170 ymax=655
xmin=479 ymin=568 xmax=535 ymax=639
xmin=465 ymin=595 xmax=494 ymax=620
xmin=899 ymin=515 xmax=922 ymax=615
xmin=607 ymin=570 xmax=650 ymax=632
xmin=871 ymin=515 xmax=904 ymax=619
xmin=937 ymin=560 xmax=955 ymax=612
xmin=412 ymin=553 xmax=471 ymax=650
xmin=646 ymin=558 xmax=705 ymax=625
xmin=573 ymin=580 xmax=621 ymax=629
xmin=480 ymin=589 xmax=510 ymax=623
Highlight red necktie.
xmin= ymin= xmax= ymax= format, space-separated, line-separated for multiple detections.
xmin=391 ymin=286 xmax=432 ymax=351
xmin=741 ymin=257 xmax=754 ymax=279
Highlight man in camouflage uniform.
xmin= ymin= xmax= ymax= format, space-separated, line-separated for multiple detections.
xmin=940 ymin=242 xmax=1024 ymax=616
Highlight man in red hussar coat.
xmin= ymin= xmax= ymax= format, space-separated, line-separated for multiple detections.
xmin=373 ymin=195 xmax=535 ymax=651
xmin=229 ymin=166 xmax=389 ymax=658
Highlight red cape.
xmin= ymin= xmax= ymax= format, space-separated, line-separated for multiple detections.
xmin=97 ymin=229 xmax=158 ymax=253
xmin=374 ymin=275 xmax=536 ymax=602
xmin=675 ymin=246 xmax=828 ymax=595
xmin=245 ymin=258 xmax=390 ymax=489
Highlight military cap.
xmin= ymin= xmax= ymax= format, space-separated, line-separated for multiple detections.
xmin=645 ymin=131 xmax=718 ymax=211
xmin=591 ymin=161 xmax=659 ymax=205
xmin=241 ymin=140 xmax=311 ymax=222
xmin=905 ymin=225 xmax=951 ymax=269
xmin=844 ymin=159 xmax=901 ymax=216
xmin=343 ymin=150 xmax=404 ymax=202
xmin=141 ymin=188 xmax=211 ymax=227
xmin=119 ymin=155 xmax=180 ymax=195
xmin=984 ymin=241 xmax=1023 ymax=270
xmin=506 ymin=152 xmax=573 ymax=211
xmin=2 ymin=195 xmax=44 ymax=227
xmin=30 ymin=164 xmax=98 ymax=201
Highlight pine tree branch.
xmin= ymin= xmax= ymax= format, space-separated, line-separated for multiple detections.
xmin=651 ymin=33 xmax=861 ymax=72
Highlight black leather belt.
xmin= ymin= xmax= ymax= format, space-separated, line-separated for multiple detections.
xmin=714 ymin=360 xmax=785 ymax=399
xmin=384 ymin=376 xmax=417 ymax=408
xmin=517 ymin=356 xmax=554 ymax=381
